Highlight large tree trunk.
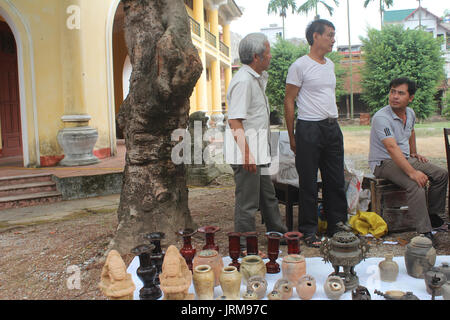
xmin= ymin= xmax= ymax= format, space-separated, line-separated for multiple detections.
xmin=110 ymin=0 xmax=203 ymax=254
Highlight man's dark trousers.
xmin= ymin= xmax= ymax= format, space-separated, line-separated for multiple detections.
xmin=295 ymin=118 xmax=348 ymax=237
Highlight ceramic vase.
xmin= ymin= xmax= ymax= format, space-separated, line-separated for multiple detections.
xmin=404 ymin=234 xmax=436 ymax=279
xmin=244 ymin=231 xmax=258 ymax=256
xmin=193 ymin=265 xmax=215 ymax=300
xmin=378 ymin=253 xmax=399 ymax=282
xmin=324 ymin=275 xmax=345 ymax=300
xmin=273 ymin=278 xmax=293 ymax=300
xmin=198 ymin=226 xmax=220 ymax=251
xmin=219 ymin=266 xmax=242 ymax=300
xmin=240 ymin=255 xmax=266 ymax=284
xmin=247 ymin=275 xmax=267 ymax=300
xmin=177 ymin=228 xmax=196 ymax=272
xmin=296 ymin=274 xmax=316 ymax=300
xmin=131 ymin=244 xmax=162 ymax=300
xmin=266 ymin=232 xmax=283 ymax=274
xmin=281 ymin=254 xmax=306 ymax=285
xmin=144 ymin=232 xmax=165 ymax=285
xmin=192 ymin=249 xmax=223 ymax=287
xmin=227 ymin=232 xmax=241 ymax=270
xmin=284 ymin=231 xmax=303 ymax=255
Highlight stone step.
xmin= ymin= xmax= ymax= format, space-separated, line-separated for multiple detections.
xmin=0 ymin=191 xmax=63 ymax=210
xmin=0 ymin=173 xmax=54 ymax=187
xmin=0 ymin=181 xmax=57 ymax=197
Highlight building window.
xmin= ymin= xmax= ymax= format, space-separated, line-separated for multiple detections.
xmin=184 ymin=0 xmax=193 ymax=10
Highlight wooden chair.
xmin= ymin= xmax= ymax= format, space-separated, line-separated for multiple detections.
xmin=273 ymin=181 xmax=322 ymax=231
xmin=444 ymin=128 xmax=450 ymax=219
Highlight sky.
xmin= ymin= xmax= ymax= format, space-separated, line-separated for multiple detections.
xmin=229 ymin=0 xmax=449 ymax=48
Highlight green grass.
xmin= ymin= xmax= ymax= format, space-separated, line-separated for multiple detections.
xmin=341 ymin=121 xmax=450 ymax=137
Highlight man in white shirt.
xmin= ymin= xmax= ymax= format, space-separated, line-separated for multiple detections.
xmin=284 ymin=19 xmax=348 ymax=247
xmin=225 ymin=33 xmax=287 ymax=251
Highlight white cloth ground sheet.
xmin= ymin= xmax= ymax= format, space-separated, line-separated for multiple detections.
xmin=127 ymin=255 xmax=450 ymax=300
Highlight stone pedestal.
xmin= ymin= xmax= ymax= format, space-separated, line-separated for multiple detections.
xmin=57 ymin=115 xmax=99 ymax=166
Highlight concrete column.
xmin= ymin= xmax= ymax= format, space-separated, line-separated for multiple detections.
xmin=193 ymin=0 xmax=204 ymax=36
xmin=57 ymin=0 xmax=99 ymax=166
xmin=224 ymin=66 xmax=232 ymax=110
xmin=223 ymin=23 xmax=230 ymax=47
xmin=211 ymin=59 xmax=221 ymax=113
xmin=196 ymin=50 xmax=208 ymax=112
xmin=210 ymin=7 xmax=219 ymax=47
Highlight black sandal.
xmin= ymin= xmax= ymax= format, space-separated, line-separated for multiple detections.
xmin=304 ymin=234 xmax=322 ymax=248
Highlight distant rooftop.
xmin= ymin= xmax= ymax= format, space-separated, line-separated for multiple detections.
xmin=383 ymin=8 xmax=415 ymax=23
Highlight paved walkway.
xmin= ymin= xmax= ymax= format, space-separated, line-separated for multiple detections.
xmin=0 ymin=143 xmax=126 ymax=228
xmin=0 ymin=141 xmax=126 ymax=178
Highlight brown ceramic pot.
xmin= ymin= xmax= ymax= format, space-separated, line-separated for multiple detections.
xmin=281 ymin=254 xmax=306 ymax=285
xmin=296 ymin=274 xmax=316 ymax=300
xmin=192 ymin=249 xmax=224 ymax=287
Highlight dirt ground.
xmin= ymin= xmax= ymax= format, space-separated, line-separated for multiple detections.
xmin=0 ymin=172 xmax=449 ymax=300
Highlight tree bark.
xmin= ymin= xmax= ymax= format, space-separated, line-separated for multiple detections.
xmin=110 ymin=0 xmax=203 ymax=254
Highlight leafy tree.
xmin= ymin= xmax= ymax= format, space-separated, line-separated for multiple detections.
xmin=267 ymin=0 xmax=299 ymax=39
xmin=297 ymin=0 xmax=339 ymax=20
xmin=360 ymin=24 xmax=445 ymax=120
xmin=266 ymin=38 xmax=346 ymax=117
xmin=363 ymin=0 xmax=394 ymax=27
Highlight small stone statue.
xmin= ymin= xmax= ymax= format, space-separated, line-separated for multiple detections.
xmin=98 ymin=250 xmax=135 ymax=300
xmin=159 ymin=245 xmax=194 ymax=300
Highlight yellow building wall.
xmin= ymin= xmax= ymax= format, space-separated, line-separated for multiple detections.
xmin=0 ymin=0 xmax=237 ymax=166
xmin=0 ymin=0 xmax=115 ymax=166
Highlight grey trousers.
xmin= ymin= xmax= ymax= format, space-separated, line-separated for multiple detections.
xmin=374 ymin=158 xmax=448 ymax=233
xmin=232 ymin=165 xmax=288 ymax=247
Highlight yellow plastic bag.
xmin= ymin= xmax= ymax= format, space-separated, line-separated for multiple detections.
xmin=349 ymin=210 xmax=388 ymax=238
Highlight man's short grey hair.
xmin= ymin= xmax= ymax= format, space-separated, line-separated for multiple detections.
xmin=239 ymin=33 xmax=268 ymax=65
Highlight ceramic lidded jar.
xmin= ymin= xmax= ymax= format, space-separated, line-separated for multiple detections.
xmin=404 ymin=234 xmax=436 ymax=279
xmin=193 ymin=265 xmax=215 ymax=300
xmin=324 ymin=275 xmax=345 ymax=300
xmin=219 ymin=266 xmax=242 ymax=300
xmin=267 ymin=290 xmax=282 ymax=300
xmin=240 ymin=255 xmax=266 ymax=284
xmin=281 ymin=254 xmax=306 ymax=285
xmin=378 ymin=253 xmax=399 ymax=282
xmin=192 ymin=249 xmax=224 ymax=287
xmin=296 ymin=274 xmax=316 ymax=300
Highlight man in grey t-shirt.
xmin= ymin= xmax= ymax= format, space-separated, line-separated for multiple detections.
xmin=369 ymin=77 xmax=448 ymax=243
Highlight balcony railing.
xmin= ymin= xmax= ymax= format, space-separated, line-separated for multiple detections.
xmin=205 ymin=29 xmax=217 ymax=47
xmin=219 ymin=41 xmax=229 ymax=56
xmin=189 ymin=16 xmax=201 ymax=37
